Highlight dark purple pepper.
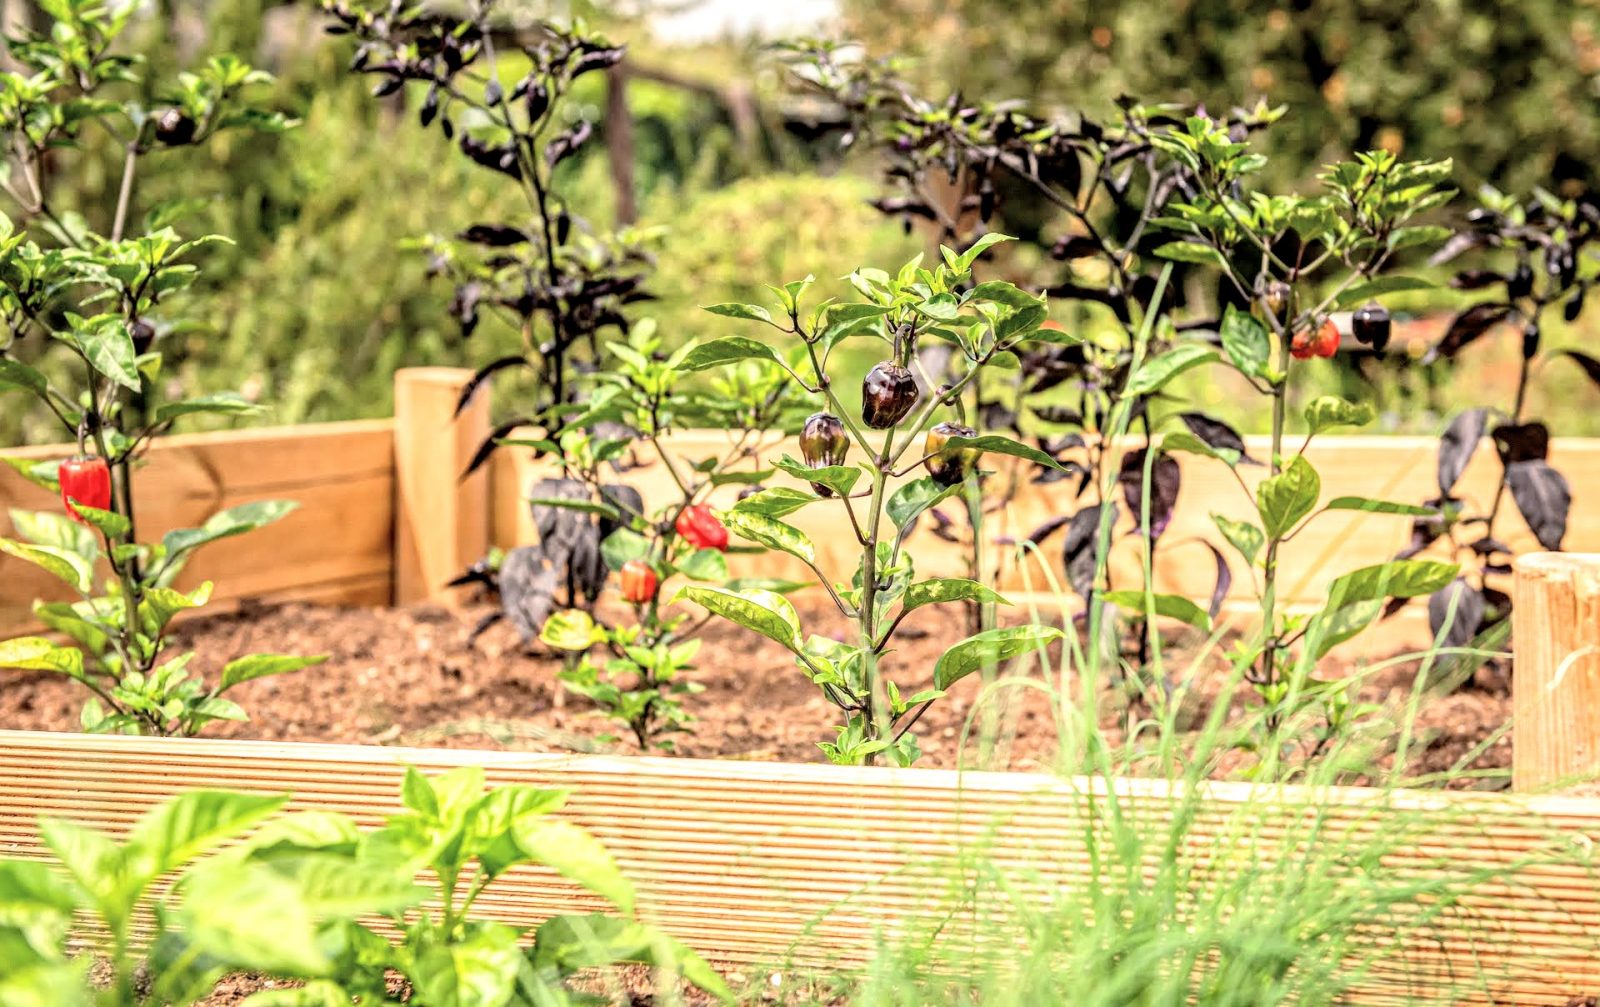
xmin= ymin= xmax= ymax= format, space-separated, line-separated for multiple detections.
xmin=1351 ymin=301 xmax=1391 ymax=352
xmin=923 ymin=422 xmax=980 ymax=486
xmin=1508 ymin=263 xmax=1534 ymax=300
xmin=130 ymin=318 xmax=156 ymax=355
xmin=1522 ymin=321 xmax=1541 ymax=360
xmin=862 ymin=361 xmax=918 ymax=429
xmin=799 ymin=412 xmax=848 ymax=497
xmin=153 ymin=107 xmax=196 ymax=146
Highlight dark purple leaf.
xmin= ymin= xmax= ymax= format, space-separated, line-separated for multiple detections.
xmin=455 ymin=356 xmax=528 ymax=417
xmin=1437 ymin=408 xmax=1488 ymax=495
xmin=1557 ymin=349 xmax=1600 ymax=392
xmin=461 ymin=416 xmax=538 ymax=480
xmin=1050 ymin=234 xmax=1101 ymax=260
xmin=1118 ymin=449 xmax=1180 ymax=541
xmin=1427 ymin=303 xmax=1512 ymax=362
xmin=1428 ymin=231 xmax=1485 ymax=266
xmin=1063 ymin=505 xmax=1115 ymax=602
xmin=1205 ymin=542 xmax=1231 ymax=620
xmin=1025 ymin=513 xmax=1075 ymax=545
xmin=1448 ymin=269 xmax=1507 ymax=291
xmin=545 ymin=120 xmax=593 ymax=169
xmin=1177 ymin=412 xmax=1260 ymax=465
xmin=1031 ymin=405 xmax=1084 ymax=427
xmin=459 ymin=224 xmax=529 ymax=246
xmin=1428 ymin=579 xmax=1485 ymax=650
xmin=1491 ymin=421 xmax=1549 ymax=465
xmin=1506 ymin=459 xmax=1570 ymax=550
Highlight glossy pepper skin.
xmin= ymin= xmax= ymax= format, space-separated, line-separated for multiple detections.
xmin=1351 ymin=302 xmax=1392 ymax=352
xmin=153 ymin=107 xmax=196 ymax=146
xmin=923 ymin=422 xmax=980 ymax=486
xmin=674 ymin=504 xmax=728 ymax=552
xmin=1290 ymin=319 xmax=1340 ymax=360
xmin=59 ymin=456 xmax=112 ymax=527
xmin=619 ymin=559 xmax=658 ymax=604
xmin=861 ymin=361 xmax=918 ymax=429
xmin=799 ymin=411 xmax=849 ymax=497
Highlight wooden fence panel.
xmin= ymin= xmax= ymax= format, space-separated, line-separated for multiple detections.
xmin=0 ymin=421 xmax=395 ymax=635
xmin=0 ymin=732 xmax=1598 ymax=1004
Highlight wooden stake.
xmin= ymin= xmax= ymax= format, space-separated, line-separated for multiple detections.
xmin=393 ymin=368 xmax=490 ymax=606
xmin=1512 ymin=552 xmax=1600 ymax=791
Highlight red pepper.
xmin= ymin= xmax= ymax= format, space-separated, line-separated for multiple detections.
xmin=674 ymin=504 xmax=728 ymax=552
xmin=1291 ymin=319 xmax=1340 ymax=360
xmin=619 ymin=559 xmax=658 ymax=604
xmin=58 ymin=456 xmax=112 ymax=527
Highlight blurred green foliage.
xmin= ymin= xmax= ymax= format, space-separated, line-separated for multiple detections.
xmin=841 ymin=0 xmax=1600 ymax=195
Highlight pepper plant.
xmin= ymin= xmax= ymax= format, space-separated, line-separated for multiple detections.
xmin=532 ymin=320 xmax=803 ymax=749
xmin=682 ymin=238 xmax=1071 ymax=766
xmin=0 ymin=1 xmax=318 ymax=735
xmin=0 ymin=775 xmax=729 ymax=1006
xmin=1148 ymin=126 xmax=1463 ymax=763
xmin=1397 ymin=186 xmax=1598 ymax=652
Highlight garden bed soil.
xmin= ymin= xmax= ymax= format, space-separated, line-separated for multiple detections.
xmin=0 ymin=596 xmax=1512 ymax=784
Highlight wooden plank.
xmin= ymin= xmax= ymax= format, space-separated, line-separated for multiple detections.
xmin=1513 ymin=553 xmax=1600 ymax=791
xmin=0 ymin=731 xmax=1597 ymax=1004
xmin=393 ymin=368 xmax=490 ymax=606
xmin=490 ymin=431 xmax=1600 ymax=653
xmin=0 ymin=420 xmax=396 ymax=634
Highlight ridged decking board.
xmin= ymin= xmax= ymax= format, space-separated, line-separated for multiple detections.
xmin=2 ymin=731 xmax=1600 ymax=1004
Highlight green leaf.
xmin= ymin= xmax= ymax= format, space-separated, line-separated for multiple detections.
xmin=139 ymin=582 xmax=213 ymax=635
xmin=154 ymin=393 xmax=263 ymax=424
xmin=934 ymin=625 xmax=1063 ymax=689
xmin=1212 ymin=514 xmax=1264 ymax=566
xmin=703 ymin=302 xmax=775 ymax=324
xmin=887 ymin=477 xmax=961 ymax=532
xmin=721 ymin=509 xmax=815 ymax=565
xmin=530 ymin=914 xmax=734 ymax=1001
xmin=539 ymin=609 xmax=600 ymax=652
xmin=901 ymin=578 xmax=1009 ymax=615
xmin=1102 ymin=591 xmax=1213 ymax=632
xmin=1152 ymin=240 xmax=1223 ymax=265
xmin=410 ymin=922 xmax=524 ymax=1007
xmin=1387 ymin=227 xmax=1452 ymax=253
xmin=676 ymin=586 xmax=800 ymax=652
xmin=1333 ymin=275 xmax=1436 ymax=309
xmin=1125 ymin=344 xmax=1219 ymax=396
xmin=1303 ymin=396 xmax=1375 ymax=434
xmin=774 ymin=454 xmax=859 ymax=498
xmin=1160 ymin=430 xmax=1240 ymax=466
xmin=675 ymin=336 xmax=784 ymax=373
xmin=0 ymin=857 xmax=77 ymax=915
xmin=937 ymin=434 xmax=1064 ymax=471
xmin=952 ymin=232 xmax=1014 ymax=273
xmin=1218 ymin=305 xmax=1270 ymax=380
xmin=238 ymin=981 xmax=352 ymax=1006
xmin=180 ymin=861 xmax=330 ymax=975
xmin=730 ymin=486 xmax=820 ymax=519
xmin=126 ymin=790 xmax=289 ymax=878
xmin=1325 ymin=496 xmax=1441 ymax=516
xmin=0 ymin=359 xmax=49 ymax=398
xmin=600 ymin=528 xmax=649 ymax=570
xmin=514 ymin=818 xmax=636 ymax=914
xmin=73 ymin=319 xmax=140 ymax=391
xmin=1256 ymin=456 xmax=1320 ymax=539
xmin=218 ymin=653 xmax=328 ymax=692
xmin=162 ymin=500 xmax=297 ymax=558
xmin=0 ymin=636 xmax=85 ymax=678
xmin=8 ymin=509 xmax=96 ymax=558
xmin=0 ymin=538 xmax=92 ymax=592
xmin=675 ymin=547 xmax=728 ymax=582
xmin=1 ymin=457 xmax=60 ymax=492
xmin=68 ymin=504 xmax=128 ymax=540
xmin=1324 ymin=559 xmax=1459 ymax=611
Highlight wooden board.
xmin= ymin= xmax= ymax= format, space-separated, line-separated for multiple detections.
xmin=1 ymin=731 xmax=1598 ymax=1004
xmin=491 ymin=431 xmax=1600 ymax=652
xmin=0 ymin=421 xmax=396 ymax=635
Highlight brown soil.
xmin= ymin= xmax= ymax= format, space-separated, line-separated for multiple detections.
xmin=0 ymin=595 xmax=1512 ymax=784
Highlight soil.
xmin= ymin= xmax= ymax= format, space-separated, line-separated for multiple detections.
xmin=0 ymin=595 xmax=1513 ymax=784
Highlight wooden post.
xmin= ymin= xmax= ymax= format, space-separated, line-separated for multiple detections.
xmin=393 ymin=368 xmax=490 ymax=606
xmin=1513 ymin=552 xmax=1600 ymax=791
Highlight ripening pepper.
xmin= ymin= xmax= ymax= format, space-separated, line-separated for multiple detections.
xmin=799 ymin=412 xmax=848 ymax=497
xmin=1351 ymin=302 xmax=1391 ymax=352
xmin=1256 ymin=280 xmax=1291 ymax=326
xmin=923 ymin=422 xmax=980 ymax=486
xmin=59 ymin=456 xmax=112 ymax=527
xmin=675 ymin=503 xmax=728 ymax=552
xmin=619 ymin=559 xmax=658 ymax=604
xmin=862 ymin=361 xmax=918 ymax=429
xmin=1290 ymin=319 xmax=1339 ymax=360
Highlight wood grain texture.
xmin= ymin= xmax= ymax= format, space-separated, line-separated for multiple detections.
xmin=0 ymin=421 xmax=396 ymax=635
xmin=490 ymin=431 xmax=1600 ymax=654
xmin=1514 ymin=553 xmax=1600 ymax=791
xmin=2 ymin=731 xmax=1600 ymax=1004
xmin=393 ymin=368 xmax=490 ymax=606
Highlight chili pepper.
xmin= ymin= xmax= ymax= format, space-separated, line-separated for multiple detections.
xmin=1508 ymin=263 xmax=1534 ymax=300
xmin=675 ymin=504 xmax=728 ymax=552
xmin=1522 ymin=321 xmax=1541 ymax=360
xmin=130 ymin=318 xmax=157 ymax=355
xmin=58 ymin=456 xmax=111 ymax=527
xmin=1351 ymin=302 xmax=1391 ymax=352
xmin=799 ymin=412 xmax=848 ymax=497
xmin=619 ymin=559 xmax=657 ymax=605
xmin=923 ymin=422 xmax=980 ymax=486
xmin=1256 ymin=280 xmax=1291 ymax=326
xmin=862 ymin=361 xmax=918 ymax=429
xmin=1290 ymin=319 xmax=1340 ymax=360
xmin=153 ymin=107 xmax=196 ymax=146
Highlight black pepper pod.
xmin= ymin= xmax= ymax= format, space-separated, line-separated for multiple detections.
xmin=153 ymin=107 xmax=196 ymax=146
xmin=1351 ymin=301 xmax=1392 ymax=352
xmin=1522 ymin=321 xmax=1541 ymax=360
xmin=923 ymin=422 xmax=980 ymax=486
xmin=862 ymin=361 xmax=918 ymax=429
xmin=130 ymin=318 xmax=156 ymax=355
xmin=799 ymin=412 xmax=849 ymax=497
